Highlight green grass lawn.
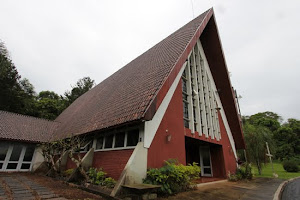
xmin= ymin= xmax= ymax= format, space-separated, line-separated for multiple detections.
xmin=252 ymin=162 xmax=300 ymax=179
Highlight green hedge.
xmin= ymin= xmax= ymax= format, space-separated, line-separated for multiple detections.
xmin=283 ymin=160 xmax=299 ymax=172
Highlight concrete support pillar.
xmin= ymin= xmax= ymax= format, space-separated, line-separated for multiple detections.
xmin=111 ymin=142 xmax=148 ymax=197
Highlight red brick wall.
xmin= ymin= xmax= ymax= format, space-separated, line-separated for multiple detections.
xmin=65 ymin=149 xmax=134 ymax=180
xmin=147 ymin=80 xmax=186 ymax=168
xmin=93 ymin=149 xmax=134 ymax=180
xmin=66 ymin=153 xmax=86 ymax=169
xmin=147 ymin=78 xmax=237 ymax=177
xmin=218 ymin=111 xmax=238 ymax=175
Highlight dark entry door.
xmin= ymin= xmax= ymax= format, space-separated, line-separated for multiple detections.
xmin=199 ymin=146 xmax=213 ymax=177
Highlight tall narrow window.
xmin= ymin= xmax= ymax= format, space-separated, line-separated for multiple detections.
xmin=96 ymin=136 xmax=104 ymax=150
xmin=127 ymin=129 xmax=139 ymax=147
xmin=114 ymin=132 xmax=125 ymax=148
xmin=181 ymin=41 xmax=221 ymax=139
xmin=104 ymin=135 xmax=114 ymax=149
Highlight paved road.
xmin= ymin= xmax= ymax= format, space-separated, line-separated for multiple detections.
xmin=240 ymin=178 xmax=284 ymax=200
xmin=281 ymin=177 xmax=300 ymax=200
xmin=0 ymin=174 xmax=67 ymax=200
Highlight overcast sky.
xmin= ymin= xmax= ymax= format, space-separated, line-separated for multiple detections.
xmin=1 ymin=0 xmax=299 ymax=121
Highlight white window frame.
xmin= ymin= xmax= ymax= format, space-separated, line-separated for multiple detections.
xmin=93 ymin=126 xmax=142 ymax=152
xmin=0 ymin=143 xmax=36 ymax=172
xmin=181 ymin=40 xmax=221 ymax=140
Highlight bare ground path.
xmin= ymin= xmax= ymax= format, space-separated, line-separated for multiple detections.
xmin=0 ymin=173 xmax=104 ymax=200
xmin=159 ymin=178 xmax=284 ymax=200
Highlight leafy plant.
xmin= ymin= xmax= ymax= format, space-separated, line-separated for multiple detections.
xmin=228 ymin=163 xmax=253 ymax=181
xmin=143 ymin=160 xmax=200 ymax=195
xmin=87 ymin=168 xmax=116 ymax=188
xmin=63 ymin=168 xmax=74 ymax=177
xmin=283 ymin=160 xmax=299 ymax=172
xmin=103 ymin=177 xmax=116 ymax=188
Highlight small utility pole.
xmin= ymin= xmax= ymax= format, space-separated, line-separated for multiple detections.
xmin=266 ymin=142 xmax=277 ymax=177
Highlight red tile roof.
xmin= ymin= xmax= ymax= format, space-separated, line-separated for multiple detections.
xmin=0 ymin=8 xmax=244 ymax=149
xmin=54 ymin=9 xmax=212 ymax=138
xmin=0 ymin=110 xmax=59 ymax=142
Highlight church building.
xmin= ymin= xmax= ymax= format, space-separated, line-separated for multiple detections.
xmin=0 ymin=8 xmax=245 ymax=193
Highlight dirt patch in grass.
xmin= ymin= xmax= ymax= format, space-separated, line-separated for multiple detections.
xmin=23 ymin=173 xmax=105 ymax=200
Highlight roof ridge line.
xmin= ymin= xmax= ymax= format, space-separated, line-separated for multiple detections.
xmin=141 ymin=8 xmax=213 ymax=119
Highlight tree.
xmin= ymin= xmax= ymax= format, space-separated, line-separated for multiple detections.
xmin=0 ymin=41 xmax=23 ymax=113
xmin=64 ymin=77 xmax=95 ymax=106
xmin=247 ymin=111 xmax=282 ymax=132
xmin=273 ymin=118 xmax=300 ymax=160
xmin=285 ymin=118 xmax=300 ymax=155
xmin=243 ymin=123 xmax=274 ymax=175
xmin=39 ymin=135 xmax=90 ymax=182
xmin=19 ymin=78 xmax=39 ymax=117
xmin=36 ymin=91 xmax=65 ymax=120
xmin=0 ymin=41 xmax=37 ymax=116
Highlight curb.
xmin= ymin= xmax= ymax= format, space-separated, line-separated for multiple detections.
xmin=196 ymin=179 xmax=228 ymax=187
xmin=273 ymin=176 xmax=300 ymax=200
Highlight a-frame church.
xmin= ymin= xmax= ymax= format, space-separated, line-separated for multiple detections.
xmin=0 ymin=8 xmax=245 ymax=193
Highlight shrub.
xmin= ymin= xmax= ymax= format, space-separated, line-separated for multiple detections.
xmin=228 ymin=163 xmax=253 ymax=181
xmin=143 ymin=161 xmax=201 ymax=195
xmin=87 ymin=168 xmax=116 ymax=188
xmin=283 ymin=160 xmax=300 ymax=172
xmin=62 ymin=168 xmax=74 ymax=177
xmin=103 ymin=177 xmax=116 ymax=188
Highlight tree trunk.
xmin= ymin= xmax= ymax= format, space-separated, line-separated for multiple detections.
xmin=256 ymin=159 xmax=261 ymax=175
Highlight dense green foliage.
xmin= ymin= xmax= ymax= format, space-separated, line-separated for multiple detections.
xmin=243 ymin=111 xmax=300 ymax=175
xmin=64 ymin=77 xmax=95 ymax=106
xmin=243 ymin=122 xmax=274 ymax=175
xmin=143 ymin=161 xmax=201 ymax=195
xmin=0 ymin=40 xmax=95 ymax=120
xmin=0 ymin=41 xmax=35 ymax=115
xmin=228 ymin=163 xmax=253 ymax=181
xmin=87 ymin=168 xmax=116 ymax=188
xmin=282 ymin=160 xmax=299 ymax=172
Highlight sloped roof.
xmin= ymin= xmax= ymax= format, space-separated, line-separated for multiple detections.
xmin=54 ymin=9 xmax=212 ymax=138
xmin=0 ymin=110 xmax=59 ymax=142
xmin=54 ymin=8 xmax=245 ymax=149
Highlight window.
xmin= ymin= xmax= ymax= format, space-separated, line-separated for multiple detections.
xmin=114 ymin=132 xmax=125 ymax=148
xmin=182 ymin=93 xmax=188 ymax=101
xmin=0 ymin=143 xmax=36 ymax=172
xmin=0 ymin=143 xmax=9 ymax=161
xmin=9 ymin=145 xmax=22 ymax=161
xmin=104 ymin=134 xmax=114 ymax=149
xmin=80 ymin=141 xmax=93 ymax=152
xmin=23 ymin=145 xmax=35 ymax=162
xmin=96 ymin=136 xmax=104 ymax=150
xmin=95 ymin=128 xmax=140 ymax=151
xmin=184 ymin=119 xmax=189 ymax=128
xmin=183 ymin=102 xmax=189 ymax=119
xmin=181 ymin=42 xmax=221 ymax=138
xmin=182 ymin=79 xmax=187 ymax=93
xmin=127 ymin=129 xmax=139 ymax=147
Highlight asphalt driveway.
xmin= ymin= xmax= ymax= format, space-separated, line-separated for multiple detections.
xmin=281 ymin=177 xmax=300 ymax=200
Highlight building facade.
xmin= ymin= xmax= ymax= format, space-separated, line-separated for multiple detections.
xmin=0 ymin=8 xmax=244 ymax=192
